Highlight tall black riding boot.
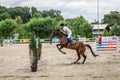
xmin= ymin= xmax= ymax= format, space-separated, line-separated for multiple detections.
xmin=67 ymin=38 xmax=71 ymax=45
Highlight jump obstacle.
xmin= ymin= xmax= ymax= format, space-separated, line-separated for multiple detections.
xmin=96 ymin=36 xmax=120 ymax=52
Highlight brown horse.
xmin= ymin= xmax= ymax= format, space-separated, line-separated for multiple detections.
xmin=50 ymin=29 xmax=98 ymax=64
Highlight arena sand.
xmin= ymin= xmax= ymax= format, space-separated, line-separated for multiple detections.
xmin=0 ymin=42 xmax=120 ymax=80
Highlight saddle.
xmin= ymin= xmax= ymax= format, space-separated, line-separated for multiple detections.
xmin=63 ymin=34 xmax=76 ymax=45
xmin=67 ymin=38 xmax=76 ymax=45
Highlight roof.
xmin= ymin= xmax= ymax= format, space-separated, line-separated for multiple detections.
xmin=92 ymin=24 xmax=108 ymax=29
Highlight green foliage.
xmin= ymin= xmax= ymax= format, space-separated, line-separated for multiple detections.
xmin=18 ymin=24 xmax=30 ymax=39
xmin=102 ymin=11 xmax=120 ymax=36
xmin=0 ymin=6 xmax=11 ymax=20
xmin=29 ymin=34 xmax=42 ymax=60
xmin=8 ymin=7 xmax=31 ymax=23
xmin=41 ymin=9 xmax=63 ymax=21
xmin=27 ymin=17 xmax=57 ymax=37
xmin=110 ymin=24 xmax=120 ymax=36
xmin=102 ymin=11 xmax=120 ymax=25
xmin=15 ymin=16 xmax=23 ymax=34
xmin=27 ymin=18 xmax=45 ymax=37
xmin=0 ymin=6 xmax=7 ymax=13
xmin=0 ymin=12 xmax=11 ymax=20
xmin=0 ymin=19 xmax=17 ymax=38
xmin=15 ymin=16 xmax=23 ymax=25
xmin=1 ymin=5 xmax=120 ymax=39
xmin=33 ymin=12 xmax=42 ymax=18
xmin=82 ymin=22 xmax=93 ymax=38
xmin=102 ymin=29 xmax=109 ymax=36
xmin=69 ymin=16 xmax=93 ymax=38
xmin=55 ymin=16 xmax=64 ymax=21
xmin=43 ymin=17 xmax=57 ymax=37
xmin=0 ymin=6 xmax=64 ymax=23
xmin=58 ymin=20 xmax=67 ymax=26
xmin=30 ymin=7 xmax=38 ymax=17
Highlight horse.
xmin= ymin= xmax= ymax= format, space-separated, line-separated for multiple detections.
xmin=50 ymin=29 xmax=98 ymax=64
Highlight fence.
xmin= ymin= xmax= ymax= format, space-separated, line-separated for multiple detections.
xmin=96 ymin=36 xmax=120 ymax=51
xmin=40 ymin=38 xmax=60 ymax=43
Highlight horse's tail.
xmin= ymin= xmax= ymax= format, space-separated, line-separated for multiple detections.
xmin=85 ymin=44 xmax=98 ymax=57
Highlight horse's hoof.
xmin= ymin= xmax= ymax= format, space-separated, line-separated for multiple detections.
xmin=71 ymin=62 xmax=80 ymax=64
xmin=71 ymin=62 xmax=76 ymax=64
xmin=95 ymin=55 xmax=98 ymax=57
xmin=82 ymin=62 xmax=85 ymax=64
xmin=63 ymin=53 xmax=66 ymax=55
xmin=76 ymin=62 xmax=80 ymax=64
xmin=71 ymin=62 xmax=75 ymax=64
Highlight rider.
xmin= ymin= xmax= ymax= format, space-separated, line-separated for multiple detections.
xmin=60 ymin=23 xmax=72 ymax=45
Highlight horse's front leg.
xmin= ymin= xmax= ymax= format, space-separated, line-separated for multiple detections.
xmin=56 ymin=44 xmax=66 ymax=55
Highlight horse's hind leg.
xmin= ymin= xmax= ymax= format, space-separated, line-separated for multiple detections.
xmin=72 ymin=51 xmax=81 ymax=64
xmin=82 ymin=54 xmax=87 ymax=64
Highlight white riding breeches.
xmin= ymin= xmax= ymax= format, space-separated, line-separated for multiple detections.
xmin=67 ymin=33 xmax=72 ymax=39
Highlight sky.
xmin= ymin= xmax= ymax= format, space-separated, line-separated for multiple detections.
xmin=0 ymin=0 xmax=120 ymax=22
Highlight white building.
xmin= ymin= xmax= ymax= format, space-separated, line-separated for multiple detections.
xmin=92 ymin=24 xmax=108 ymax=37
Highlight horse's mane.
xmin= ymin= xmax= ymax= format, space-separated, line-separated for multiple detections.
xmin=55 ymin=29 xmax=67 ymax=37
xmin=56 ymin=29 xmax=64 ymax=34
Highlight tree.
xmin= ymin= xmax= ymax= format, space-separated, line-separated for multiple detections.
xmin=102 ymin=29 xmax=109 ymax=36
xmin=82 ymin=22 xmax=93 ymax=38
xmin=15 ymin=16 xmax=23 ymax=32
xmin=0 ymin=19 xmax=17 ymax=39
xmin=27 ymin=17 xmax=57 ymax=38
xmin=18 ymin=24 xmax=30 ymax=39
xmin=102 ymin=11 xmax=120 ymax=25
xmin=43 ymin=17 xmax=57 ymax=37
xmin=8 ymin=7 xmax=31 ymax=23
xmin=30 ymin=7 xmax=38 ymax=17
xmin=110 ymin=24 xmax=120 ymax=36
xmin=69 ymin=16 xmax=93 ymax=38
xmin=15 ymin=16 xmax=23 ymax=25
xmin=0 ymin=6 xmax=11 ymax=20
xmin=70 ymin=16 xmax=85 ymax=38
xmin=0 ymin=12 xmax=11 ymax=21
xmin=27 ymin=18 xmax=44 ymax=37
xmin=33 ymin=12 xmax=42 ymax=18
xmin=41 ymin=9 xmax=64 ymax=21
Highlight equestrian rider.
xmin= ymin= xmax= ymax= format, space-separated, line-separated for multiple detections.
xmin=60 ymin=23 xmax=72 ymax=45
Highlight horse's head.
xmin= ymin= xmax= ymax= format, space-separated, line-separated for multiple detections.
xmin=49 ymin=29 xmax=61 ymax=44
xmin=51 ymin=29 xmax=61 ymax=36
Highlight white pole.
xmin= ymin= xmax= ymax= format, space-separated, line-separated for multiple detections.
xmin=36 ymin=38 xmax=38 ymax=49
xmin=97 ymin=0 xmax=99 ymax=37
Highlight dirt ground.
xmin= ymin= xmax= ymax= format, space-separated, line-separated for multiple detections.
xmin=0 ymin=42 xmax=120 ymax=80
